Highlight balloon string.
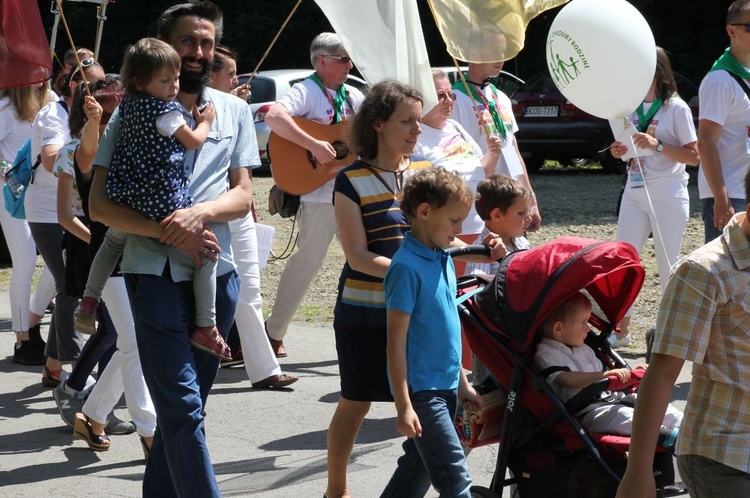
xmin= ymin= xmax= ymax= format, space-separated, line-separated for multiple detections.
xmin=627 ymin=134 xmax=676 ymax=285
xmin=55 ymin=0 xmax=91 ymax=97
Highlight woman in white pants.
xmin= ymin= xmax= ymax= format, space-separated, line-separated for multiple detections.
xmin=609 ymin=47 xmax=699 ymax=346
xmin=0 ymin=84 xmax=55 ymax=365
xmin=81 ymin=276 xmax=156 ymax=454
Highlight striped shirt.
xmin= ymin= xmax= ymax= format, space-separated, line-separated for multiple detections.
xmin=333 ymin=157 xmax=431 ymax=328
xmin=655 ymin=212 xmax=750 ymax=473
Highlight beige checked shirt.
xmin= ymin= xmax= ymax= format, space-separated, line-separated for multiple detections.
xmin=655 ymin=213 xmax=750 ymax=473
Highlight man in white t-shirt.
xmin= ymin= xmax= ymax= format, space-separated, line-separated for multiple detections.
xmin=452 ymin=60 xmax=541 ymax=232
xmin=264 ymin=32 xmax=365 ymax=358
xmin=697 ymin=0 xmax=750 ymax=243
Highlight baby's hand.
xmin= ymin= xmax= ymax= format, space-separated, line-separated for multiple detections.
xmin=194 ymin=103 xmax=215 ymax=126
xmin=605 ymin=368 xmax=631 ymax=382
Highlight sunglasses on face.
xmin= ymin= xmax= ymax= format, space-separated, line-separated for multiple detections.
xmin=437 ymin=92 xmax=457 ymax=102
xmin=321 ymin=54 xmax=352 ymax=64
xmin=731 ymin=23 xmax=750 ymax=32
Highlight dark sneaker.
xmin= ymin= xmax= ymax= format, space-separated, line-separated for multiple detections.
xmin=105 ymin=412 xmax=135 ymax=435
xmin=28 ymin=324 xmax=46 ymax=354
xmin=53 ymin=382 xmax=88 ymax=428
xmin=12 ymin=341 xmax=46 ymax=366
xmin=74 ymin=297 xmax=99 ymax=335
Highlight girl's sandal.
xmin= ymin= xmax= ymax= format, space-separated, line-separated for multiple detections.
xmin=41 ymin=366 xmax=62 ymax=388
xmin=73 ymin=413 xmax=110 ymax=451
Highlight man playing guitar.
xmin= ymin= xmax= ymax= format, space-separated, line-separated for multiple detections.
xmin=264 ymin=32 xmax=365 ymax=358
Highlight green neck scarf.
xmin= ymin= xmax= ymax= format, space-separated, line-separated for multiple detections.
xmin=635 ymin=98 xmax=663 ymax=133
xmin=710 ymin=47 xmax=750 ymax=79
xmin=452 ymin=80 xmax=507 ymax=141
xmin=308 ymin=73 xmax=347 ymax=123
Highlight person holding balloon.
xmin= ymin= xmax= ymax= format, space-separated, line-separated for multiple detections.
xmin=608 ymin=47 xmax=699 ymax=347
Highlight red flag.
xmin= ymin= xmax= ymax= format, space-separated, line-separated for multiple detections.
xmin=0 ymin=0 xmax=52 ymax=90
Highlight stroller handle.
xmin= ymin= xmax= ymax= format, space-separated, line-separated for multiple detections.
xmin=446 ymin=244 xmax=491 ymax=258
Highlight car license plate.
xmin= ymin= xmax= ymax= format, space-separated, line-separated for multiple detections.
xmin=524 ymin=106 xmax=558 ymax=117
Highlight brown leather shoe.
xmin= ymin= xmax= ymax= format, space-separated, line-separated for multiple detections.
xmin=252 ymin=373 xmax=299 ymax=389
xmin=265 ymin=322 xmax=287 ymax=358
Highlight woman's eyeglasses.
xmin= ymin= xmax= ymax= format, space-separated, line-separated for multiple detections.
xmin=321 ymin=55 xmax=352 ymax=64
xmin=437 ymin=92 xmax=457 ymax=102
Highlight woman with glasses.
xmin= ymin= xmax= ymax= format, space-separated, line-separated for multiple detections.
xmin=0 ymin=82 xmax=55 ymax=366
xmin=608 ymin=47 xmax=699 ymax=348
xmin=26 ymin=60 xmax=105 ymax=388
xmin=415 ymin=70 xmax=504 ymax=270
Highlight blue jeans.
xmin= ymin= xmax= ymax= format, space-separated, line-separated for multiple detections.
xmin=701 ymin=197 xmax=746 ymax=244
xmin=381 ymin=389 xmax=472 ymax=498
xmin=126 ymin=269 xmax=239 ymax=498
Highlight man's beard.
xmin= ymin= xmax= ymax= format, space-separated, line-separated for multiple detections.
xmin=180 ymin=56 xmax=211 ymax=94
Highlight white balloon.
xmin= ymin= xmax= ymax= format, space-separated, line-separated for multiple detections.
xmin=546 ymin=0 xmax=656 ymax=119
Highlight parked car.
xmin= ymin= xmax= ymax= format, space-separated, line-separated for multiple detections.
xmin=510 ymin=71 xmax=699 ymax=173
xmin=236 ymin=69 xmax=368 ymax=174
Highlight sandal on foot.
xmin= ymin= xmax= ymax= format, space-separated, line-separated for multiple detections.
xmin=42 ymin=365 xmax=62 ymax=388
xmin=189 ymin=326 xmax=232 ymax=361
xmin=73 ymin=413 xmax=110 ymax=451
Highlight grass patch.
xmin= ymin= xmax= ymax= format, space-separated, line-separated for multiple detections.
xmin=297 ymin=305 xmax=333 ymax=323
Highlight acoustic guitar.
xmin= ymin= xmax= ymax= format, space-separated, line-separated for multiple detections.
xmin=268 ymin=118 xmax=356 ymax=195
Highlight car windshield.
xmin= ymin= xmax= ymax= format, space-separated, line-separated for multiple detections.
xmin=526 ymin=74 xmax=558 ymax=93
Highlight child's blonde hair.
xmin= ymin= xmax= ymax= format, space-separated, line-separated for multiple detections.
xmin=400 ymin=167 xmax=473 ymax=221
xmin=475 ymin=174 xmax=529 ymax=220
xmin=540 ymin=292 xmax=592 ymax=337
xmin=120 ymin=38 xmax=181 ymax=98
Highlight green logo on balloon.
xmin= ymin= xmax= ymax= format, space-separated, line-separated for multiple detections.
xmin=547 ymin=30 xmax=590 ymax=88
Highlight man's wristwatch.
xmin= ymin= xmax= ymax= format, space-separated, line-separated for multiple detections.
xmin=656 ymin=140 xmax=664 ymax=153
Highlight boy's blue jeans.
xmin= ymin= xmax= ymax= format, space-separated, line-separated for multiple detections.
xmin=381 ymin=389 xmax=473 ymax=498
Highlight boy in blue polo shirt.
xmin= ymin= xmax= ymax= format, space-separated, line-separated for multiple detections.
xmin=382 ymin=167 xmax=484 ymax=498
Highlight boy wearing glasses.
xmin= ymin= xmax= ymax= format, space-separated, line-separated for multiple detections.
xmin=696 ymin=0 xmax=750 ymax=243
xmin=263 ymin=32 xmax=365 ymax=358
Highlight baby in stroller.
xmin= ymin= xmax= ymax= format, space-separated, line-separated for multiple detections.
xmin=533 ymin=292 xmax=682 ymax=447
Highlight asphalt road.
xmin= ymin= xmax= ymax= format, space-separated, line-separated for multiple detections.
xmin=0 ymin=288 xmax=691 ymax=497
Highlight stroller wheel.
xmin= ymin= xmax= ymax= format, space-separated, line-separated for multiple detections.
xmin=470 ymin=486 xmax=498 ymax=497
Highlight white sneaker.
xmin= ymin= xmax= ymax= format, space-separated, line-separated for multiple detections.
xmin=608 ymin=334 xmax=632 ymax=348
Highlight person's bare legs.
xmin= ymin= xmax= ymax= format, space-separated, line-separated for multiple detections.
xmin=326 ymin=397 xmax=371 ymax=498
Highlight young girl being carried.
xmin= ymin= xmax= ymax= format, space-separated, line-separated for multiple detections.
xmin=74 ymin=37 xmax=230 ymax=360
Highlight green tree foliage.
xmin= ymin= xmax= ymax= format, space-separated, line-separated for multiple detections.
xmin=39 ymin=0 xmax=735 ymax=87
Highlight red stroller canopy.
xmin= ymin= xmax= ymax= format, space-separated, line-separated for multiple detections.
xmin=475 ymin=236 xmax=645 ymax=351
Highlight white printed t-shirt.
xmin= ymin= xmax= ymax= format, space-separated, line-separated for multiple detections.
xmin=414 ymin=119 xmax=486 ymax=235
xmin=452 ymin=84 xmax=519 ymax=177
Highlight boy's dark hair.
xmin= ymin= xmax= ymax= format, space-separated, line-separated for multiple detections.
xmin=69 ymin=76 xmax=123 ymax=139
xmin=158 ymin=1 xmax=223 ymax=43
xmin=120 ymin=38 xmax=181 ymax=98
xmin=475 ymin=174 xmax=529 ymax=220
xmin=347 ymin=79 xmax=422 ymax=160
xmin=399 ymin=166 xmax=473 ymax=220
xmin=540 ymin=292 xmax=592 ymax=337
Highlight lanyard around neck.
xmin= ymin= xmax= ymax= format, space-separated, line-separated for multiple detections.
xmin=467 ymin=84 xmax=507 ymax=141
